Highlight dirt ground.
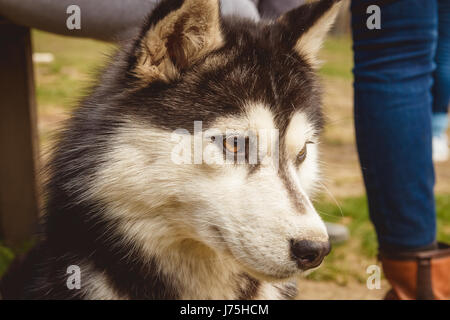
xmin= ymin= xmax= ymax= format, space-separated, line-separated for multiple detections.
xmin=297 ymin=279 xmax=387 ymax=300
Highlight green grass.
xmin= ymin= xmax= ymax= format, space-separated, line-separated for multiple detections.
xmin=319 ymin=35 xmax=353 ymax=80
xmin=307 ymin=195 xmax=450 ymax=285
xmin=33 ymin=30 xmax=114 ymax=113
xmin=0 ymin=243 xmax=15 ymax=277
xmin=317 ymin=195 xmax=450 ymax=252
xmin=32 ymin=31 xmax=115 ymax=145
xmin=0 ymin=240 xmax=36 ymax=278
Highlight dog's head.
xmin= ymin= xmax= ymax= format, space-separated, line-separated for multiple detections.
xmin=82 ymin=0 xmax=341 ymax=281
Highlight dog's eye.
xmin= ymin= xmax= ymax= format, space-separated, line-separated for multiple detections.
xmin=296 ymin=145 xmax=308 ymax=165
xmin=223 ymin=137 xmax=243 ymax=154
xmin=220 ymin=136 xmax=251 ymax=164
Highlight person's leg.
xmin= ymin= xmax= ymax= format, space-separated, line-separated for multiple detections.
xmin=432 ymin=0 xmax=450 ymax=162
xmin=433 ymin=0 xmax=450 ymax=117
xmin=352 ymin=0 xmax=450 ymax=299
xmin=352 ymin=0 xmax=438 ymax=251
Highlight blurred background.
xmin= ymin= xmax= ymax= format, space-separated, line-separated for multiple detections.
xmin=0 ymin=1 xmax=449 ymax=299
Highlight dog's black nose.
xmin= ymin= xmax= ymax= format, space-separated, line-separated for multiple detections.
xmin=290 ymin=239 xmax=331 ymax=270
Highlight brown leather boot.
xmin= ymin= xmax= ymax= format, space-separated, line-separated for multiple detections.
xmin=379 ymin=243 xmax=450 ymax=300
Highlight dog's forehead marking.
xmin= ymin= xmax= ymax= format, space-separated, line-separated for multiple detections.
xmin=245 ymin=103 xmax=275 ymax=131
xmin=209 ymin=102 xmax=275 ymax=132
xmin=285 ymin=112 xmax=316 ymax=156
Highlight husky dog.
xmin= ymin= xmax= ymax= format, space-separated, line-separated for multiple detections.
xmin=1 ymin=0 xmax=341 ymax=300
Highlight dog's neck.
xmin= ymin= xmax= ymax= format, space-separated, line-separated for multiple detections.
xmin=119 ymin=215 xmax=261 ymax=299
xmin=49 ymin=199 xmax=292 ymax=300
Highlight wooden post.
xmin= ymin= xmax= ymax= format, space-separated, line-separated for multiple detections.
xmin=0 ymin=19 xmax=40 ymax=248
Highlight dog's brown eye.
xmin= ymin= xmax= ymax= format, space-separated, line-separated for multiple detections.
xmin=296 ymin=145 xmax=308 ymax=165
xmin=223 ymin=137 xmax=242 ymax=154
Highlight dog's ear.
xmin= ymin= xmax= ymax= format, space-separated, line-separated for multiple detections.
xmin=132 ymin=0 xmax=223 ymax=84
xmin=278 ymin=0 xmax=341 ymax=67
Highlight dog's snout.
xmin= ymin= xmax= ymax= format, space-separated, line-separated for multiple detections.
xmin=290 ymin=239 xmax=331 ymax=270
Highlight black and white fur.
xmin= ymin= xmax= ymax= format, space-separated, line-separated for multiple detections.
xmin=1 ymin=0 xmax=341 ymax=300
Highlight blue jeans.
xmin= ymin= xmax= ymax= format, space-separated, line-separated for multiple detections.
xmin=432 ymin=0 xmax=450 ymax=136
xmin=351 ymin=0 xmax=440 ymax=250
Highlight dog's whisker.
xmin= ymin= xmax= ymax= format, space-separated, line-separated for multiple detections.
xmin=315 ymin=209 xmax=342 ymax=219
xmin=316 ymin=181 xmax=344 ymax=218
